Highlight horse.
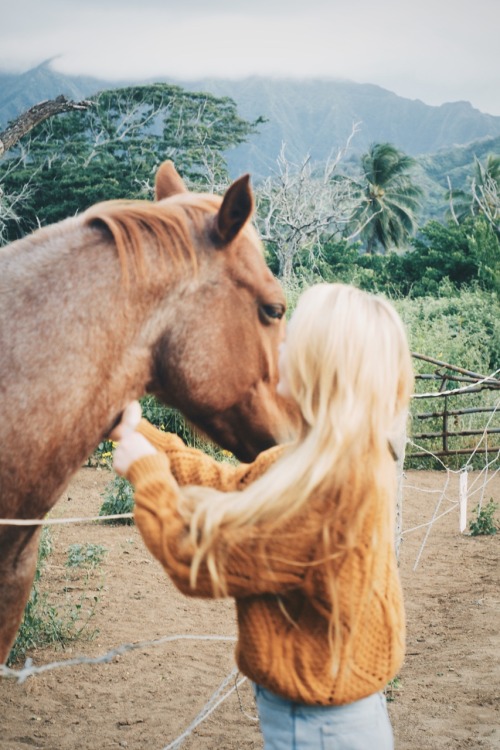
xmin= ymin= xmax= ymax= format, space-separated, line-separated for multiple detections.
xmin=0 ymin=161 xmax=290 ymax=664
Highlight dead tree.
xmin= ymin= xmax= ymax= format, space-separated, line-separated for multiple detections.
xmin=0 ymin=95 xmax=91 ymax=158
xmin=255 ymin=128 xmax=364 ymax=283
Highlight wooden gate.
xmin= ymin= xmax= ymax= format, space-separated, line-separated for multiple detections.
xmin=408 ymin=353 xmax=500 ymax=460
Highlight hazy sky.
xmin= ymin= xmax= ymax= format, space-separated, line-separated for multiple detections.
xmin=2 ymin=0 xmax=499 ymax=115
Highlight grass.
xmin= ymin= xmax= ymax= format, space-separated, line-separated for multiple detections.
xmin=8 ymin=529 xmax=101 ymax=666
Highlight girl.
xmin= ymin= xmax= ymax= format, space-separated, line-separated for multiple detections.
xmin=112 ymin=283 xmax=414 ymax=749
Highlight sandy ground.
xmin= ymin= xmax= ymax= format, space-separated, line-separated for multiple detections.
xmin=0 ymin=467 xmax=499 ymax=750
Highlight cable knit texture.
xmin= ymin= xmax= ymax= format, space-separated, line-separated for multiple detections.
xmin=129 ymin=419 xmax=405 ymax=706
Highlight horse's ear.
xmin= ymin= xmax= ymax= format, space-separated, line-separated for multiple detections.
xmin=155 ymin=160 xmax=188 ymax=200
xmin=215 ymin=174 xmax=253 ymax=244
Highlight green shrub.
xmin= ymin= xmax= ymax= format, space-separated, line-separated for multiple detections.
xmin=86 ymin=440 xmax=114 ymax=468
xmin=66 ymin=543 xmax=107 ymax=568
xmin=99 ymin=475 xmax=135 ymax=524
xmin=385 ymin=676 xmax=402 ymax=702
xmin=469 ymin=500 xmax=499 ymax=536
xmin=395 ymin=288 xmax=500 ymax=373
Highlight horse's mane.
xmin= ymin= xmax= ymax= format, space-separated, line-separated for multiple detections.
xmin=83 ymin=195 xmax=219 ymax=284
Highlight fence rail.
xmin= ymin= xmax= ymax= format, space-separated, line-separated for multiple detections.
xmin=408 ymin=353 xmax=500 ymax=460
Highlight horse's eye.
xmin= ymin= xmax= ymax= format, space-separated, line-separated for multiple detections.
xmin=260 ymin=303 xmax=285 ymax=323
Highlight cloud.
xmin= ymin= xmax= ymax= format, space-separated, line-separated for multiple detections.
xmin=1 ymin=0 xmax=499 ymax=115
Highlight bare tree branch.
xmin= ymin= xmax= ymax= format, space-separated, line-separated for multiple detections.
xmin=0 ymin=96 xmax=92 ymax=157
xmin=255 ymin=125 xmax=362 ymax=281
xmin=446 ymin=176 xmax=460 ymax=226
xmin=471 ymin=172 xmax=500 ymax=232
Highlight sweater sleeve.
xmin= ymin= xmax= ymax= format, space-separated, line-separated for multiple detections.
xmin=127 ymin=452 xmax=312 ymax=599
xmin=136 ymin=419 xmax=285 ymax=492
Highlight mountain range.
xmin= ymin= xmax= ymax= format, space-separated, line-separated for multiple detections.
xmin=1 ymin=60 xmax=500 ymax=218
xmin=167 ymin=76 xmax=500 ymax=178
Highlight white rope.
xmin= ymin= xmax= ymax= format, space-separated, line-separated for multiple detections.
xmin=463 ymin=400 xmax=500 ymax=469
xmin=400 ymin=503 xmax=458 ymax=537
xmin=162 ymin=668 xmax=247 ymax=750
xmin=401 ymin=431 xmax=500 ymax=568
xmin=406 ymin=438 xmax=449 ymax=470
xmin=0 ymin=513 xmax=133 ymax=526
xmin=409 ymin=470 xmax=450 ymax=571
xmin=0 ymin=634 xmax=236 ymax=684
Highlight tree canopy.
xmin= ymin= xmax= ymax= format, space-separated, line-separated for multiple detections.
xmin=353 ymin=142 xmax=423 ymax=253
xmin=0 ymin=84 xmax=257 ymax=241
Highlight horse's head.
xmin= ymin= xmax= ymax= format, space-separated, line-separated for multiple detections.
xmin=148 ymin=161 xmax=294 ymax=462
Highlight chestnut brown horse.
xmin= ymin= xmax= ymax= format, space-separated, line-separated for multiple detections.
xmin=0 ymin=161 xmax=289 ymax=663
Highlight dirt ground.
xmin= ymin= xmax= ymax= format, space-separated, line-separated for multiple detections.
xmin=0 ymin=467 xmax=499 ymax=750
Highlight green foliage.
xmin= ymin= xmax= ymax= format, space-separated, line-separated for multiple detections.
xmin=404 ymin=218 xmax=500 ymax=297
xmin=140 ymin=395 xmax=238 ymax=460
xmin=316 ymin=215 xmax=500 ymax=300
xmin=396 ymin=288 xmax=500 ymax=372
xmin=66 ymin=543 xmax=107 ymax=568
xmin=294 ymin=239 xmax=362 ymax=285
xmin=8 ymin=529 xmax=53 ymax=663
xmin=0 ymin=83 xmax=257 ymax=241
xmin=99 ymin=475 xmax=135 ymax=524
xmin=469 ymin=500 xmax=499 ymax=536
xmin=398 ymin=221 xmax=478 ymax=295
xmin=87 ymin=440 xmax=114 ymax=469
xmin=284 ymin=274 xmax=500 ymax=383
xmin=385 ymin=676 xmax=402 ymax=702
xmin=353 ymin=142 xmax=423 ymax=254
xmin=140 ymin=395 xmax=196 ymax=443
xmin=8 ymin=529 xmax=99 ymax=665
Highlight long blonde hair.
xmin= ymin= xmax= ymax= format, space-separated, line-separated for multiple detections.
xmin=182 ymin=283 xmax=414 ymax=597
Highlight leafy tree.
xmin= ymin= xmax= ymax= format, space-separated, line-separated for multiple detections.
xmin=316 ymin=215 xmax=500 ymax=299
xmin=0 ymin=84 xmax=258 ymax=241
xmin=353 ymin=142 xmax=423 ymax=254
xmin=0 ymin=97 xmax=89 ymax=243
xmin=389 ymin=220 xmax=477 ymax=295
xmin=377 ymin=217 xmax=500 ymax=297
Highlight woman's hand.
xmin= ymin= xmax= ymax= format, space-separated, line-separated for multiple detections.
xmin=112 ymin=401 xmax=157 ymax=476
xmin=109 ymin=400 xmax=142 ymax=441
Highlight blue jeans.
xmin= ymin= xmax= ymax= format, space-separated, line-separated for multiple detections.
xmin=253 ymin=684 xmax=394 ymax=750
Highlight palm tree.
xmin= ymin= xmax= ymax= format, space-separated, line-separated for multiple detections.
xmin=354 ymin=143 xmax=423 ymax=254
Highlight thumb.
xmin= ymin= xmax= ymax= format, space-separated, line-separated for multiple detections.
xmin=122 ymin=400 xmax=142 ymax=430
xmin=110 ymin=401 xmax=142 ymax=441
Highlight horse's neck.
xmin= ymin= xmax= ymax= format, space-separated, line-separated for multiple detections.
xmin=1 ymin=219 xmax=182 ymax=464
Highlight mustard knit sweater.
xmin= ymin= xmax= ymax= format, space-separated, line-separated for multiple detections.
xmin=129 ymin=420 xmax=405 ymax=706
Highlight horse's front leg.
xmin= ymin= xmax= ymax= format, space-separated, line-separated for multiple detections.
xmin=0 ymin=526 xmax=42 ymax=665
